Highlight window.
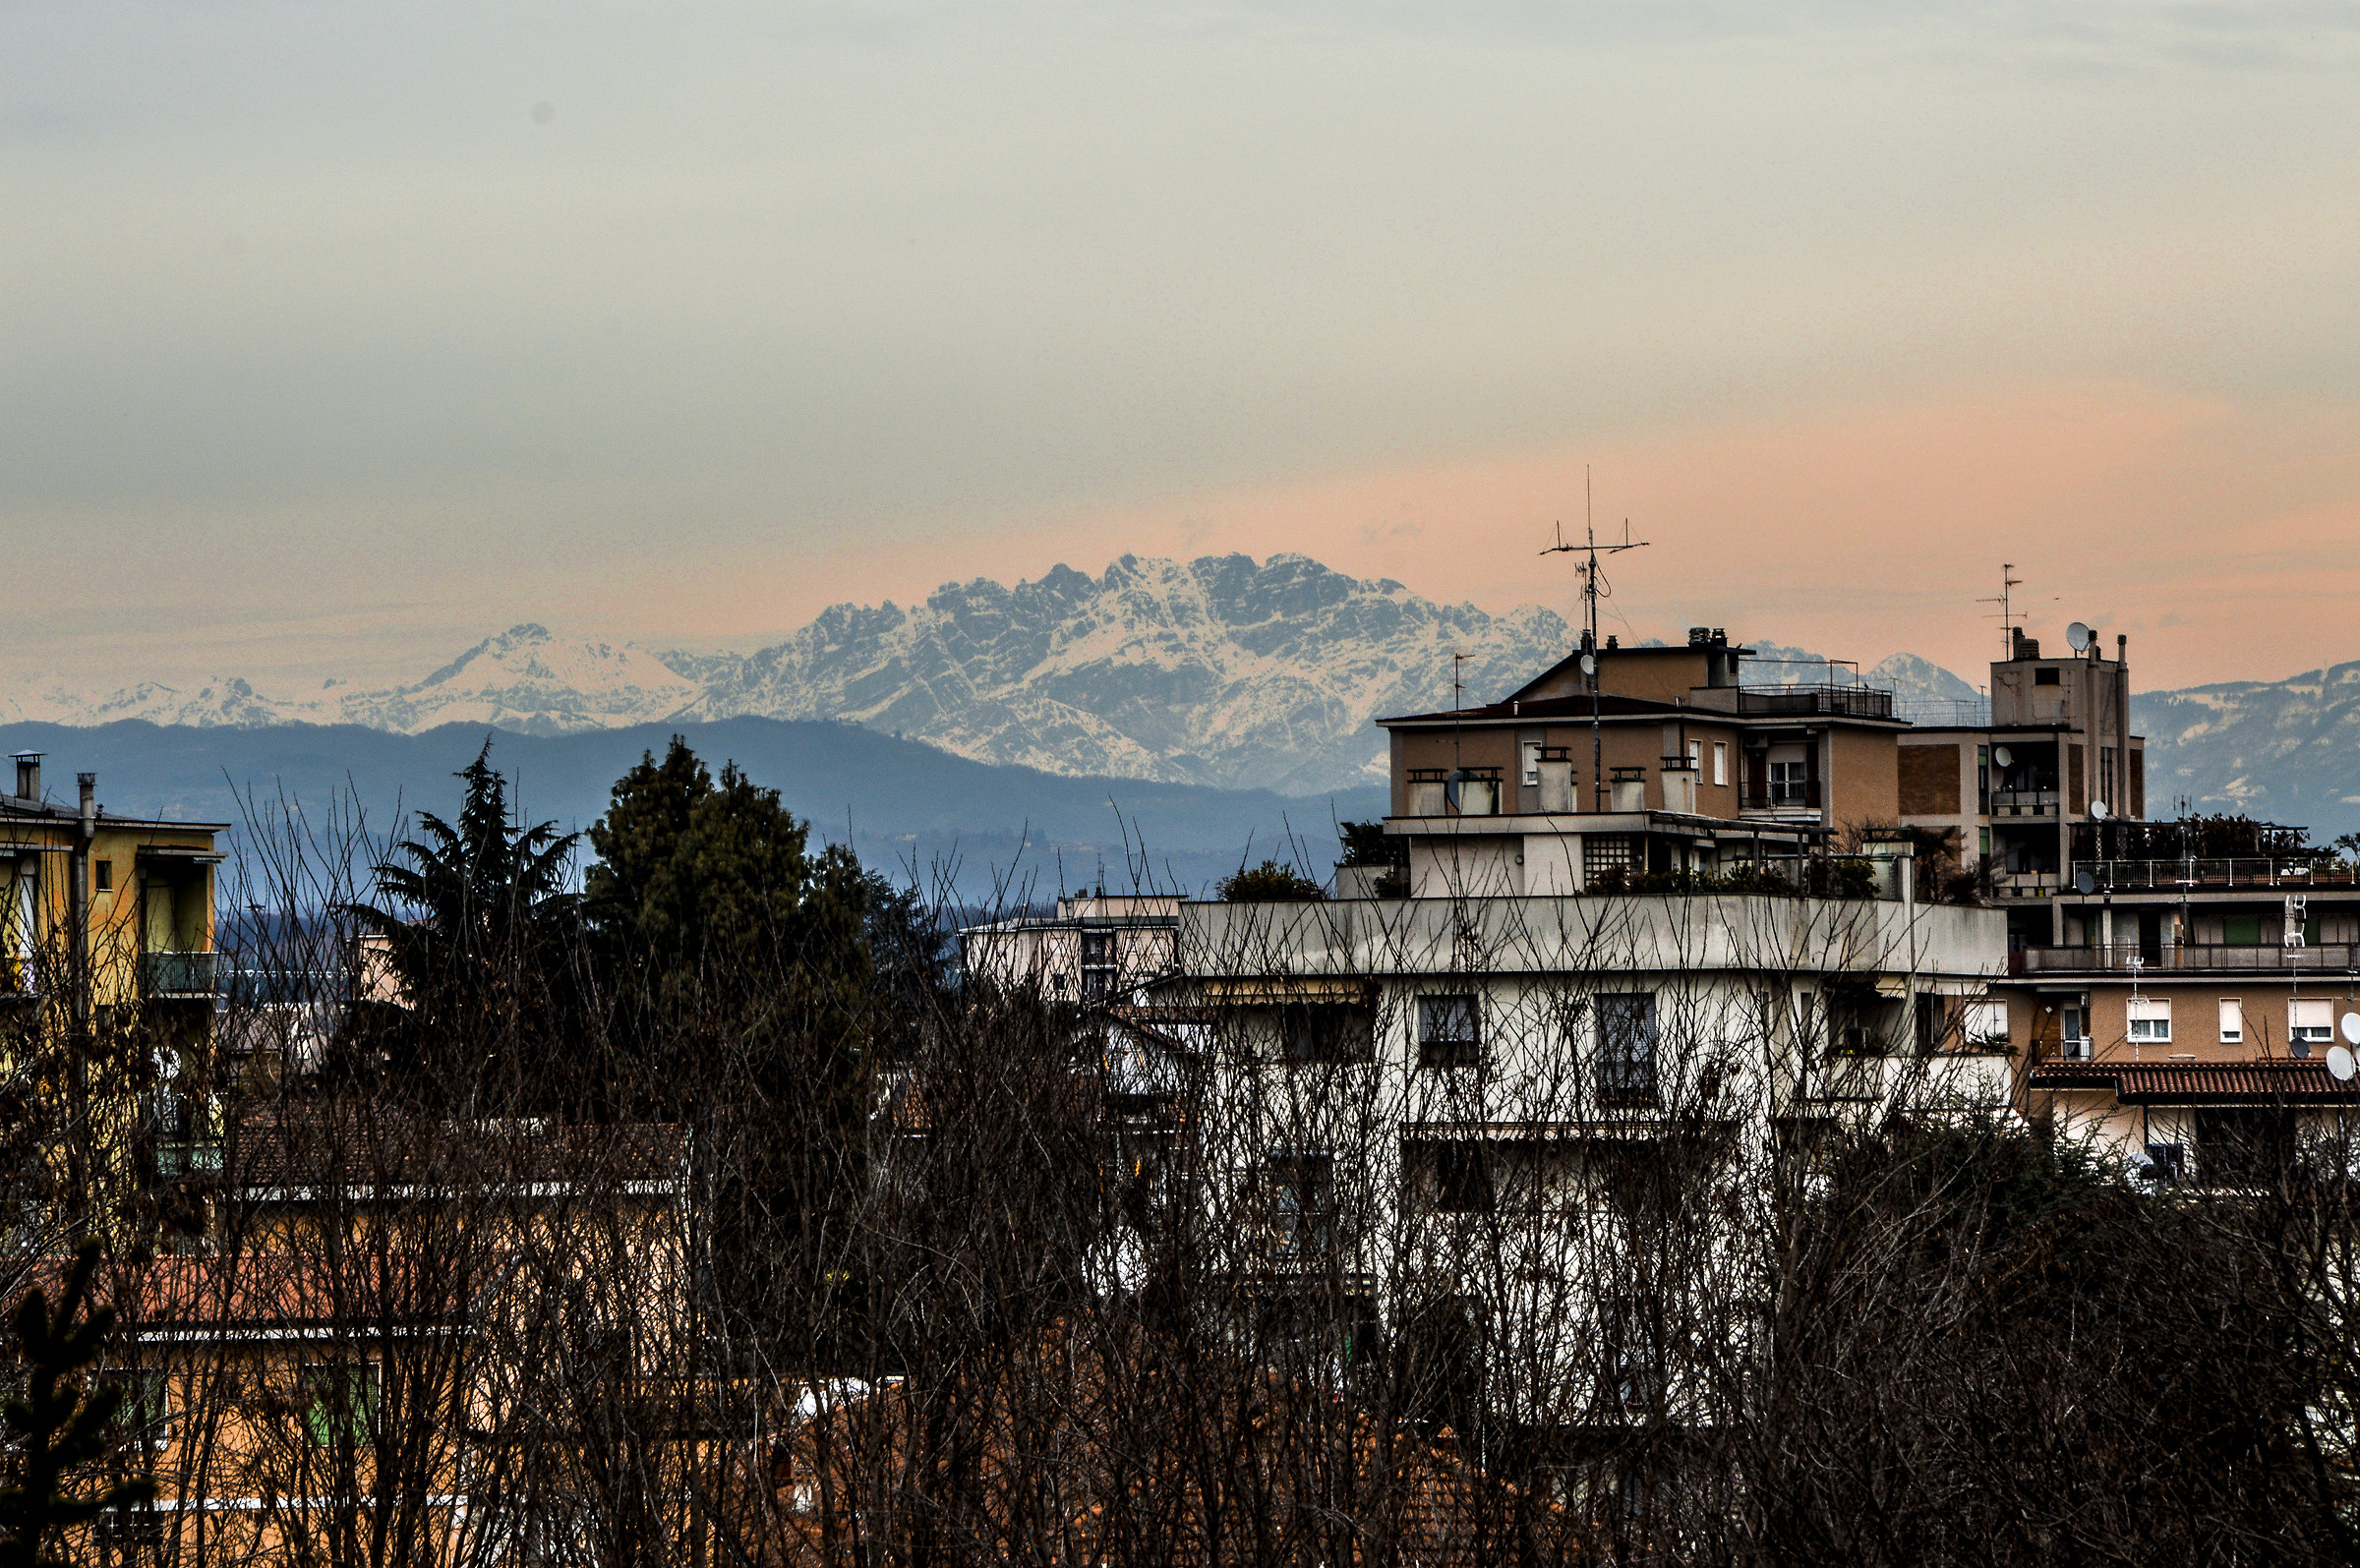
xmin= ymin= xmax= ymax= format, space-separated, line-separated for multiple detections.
xmin=1768 ymin=760 xmax=1807 ymax=806
xmin=2127 ymin=998 xmax=2170 ymax=1044
xmin=1080 ymin=929 xmax=1117 ymax=999
xmin=1595 ymin=993 xmax=1658 ymax=1104
xmin=1431 ymin=1142 xmax=1495 ymax=1213
xmin=94 ymin=860 xmax=112 ymax=894
xmin=1265 ymin=1154 xmax=1335 ymax=1260
xmin=1521 ymin=740 xmax=1542 ymax=787
xmin=2034 ymin=667 xmax=2061 ymax=686
xmin=1977 ymin=826 xmax=1991 ymax=858
xmin=2060 ymin=999 xmax=2092 ymax=1059
xmin=116 ymin=1367 xmax=170 ymax=1448
xmin=1712 ymin=741 xmax=1728 ymax=787
xmin=1965 ymin=1001 xmax=2009 ymax=1049
xmin=2218 ymin=999 xmax=2244 ymax=1045
xmin=2223 ymin=914 xmax=2262 ymax=947
xmin=1282 ymin=1004 xmax=1375 ymax=1064
xmin=97 ymin=1505 xmax=165 ymax=1563
xmin=2145 ymin=1142 xmax=2185 ymax=1186
xmin=302 ymin=1362 xmax=380 ymax=1447
xmin=1686 ymin=739 xmax=1701 ymax=773
xmin=1976 ymin=745 xmax=1990 ymax=815
xmin=1582 ymin=835 xmax=1636 ymax=880
xmin=1601 ymin=1296 xmax=1663 ymax=1412
xmin=1418 ymin=994 xmax=1481 ymax=1069
xmin=2292 ymin=1000 xmax=2333 ymax=1048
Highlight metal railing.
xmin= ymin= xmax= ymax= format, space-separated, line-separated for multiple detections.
xmin=2017 ymin=942 xmax=2360 ymax=975
xmin=2073 ymin=858 xmax=2359 ymax=891
xmin=1740 ymin=783 xmax=1821 ymax=811
xmin=1737 ymin=686 xmax=1896 ymax=720
xmin=1990 ymin=789 xmax=2059 ymax=817
xmin=1894 ymin=698 xmax=1991 ymax=727
xmin=142 ymin=952 xmax=218 ymax=997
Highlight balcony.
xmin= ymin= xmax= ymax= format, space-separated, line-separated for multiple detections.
xmin=2015 ymin=942 xmax=2360 ymax=976
xmin=1404 ymin=767 xmax=1504 ymax=818
xmin=1990 ymin=789 xmax=2059 ymax=818
xmin=2073 ymin=858 xmax=2359 ymax=892
xmin=1740 ymin=782 xmax=1821 ymax=812
xmin=143 ymin=952 xmax=218 ymax=998
xmin=1737 ymin=685 xmax=1896 ymax=720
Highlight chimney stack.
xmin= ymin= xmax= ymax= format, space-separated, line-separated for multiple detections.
xmin=77 ymin=773 xmax=95 ymax=840
xmin=10 ymin=753 xmax=37 ymax=803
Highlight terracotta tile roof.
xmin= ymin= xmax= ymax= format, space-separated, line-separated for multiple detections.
xmin=2029 ymin=1057 xmax=2360 ymax=1104
xmin=225 ymin=1111 xmax=686 ymax=1193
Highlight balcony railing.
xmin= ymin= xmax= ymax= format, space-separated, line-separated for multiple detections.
xmin=1740 ymin=782 xmax=1821 ymax=812
xmin=143 ymin=952 xmax=218 ymax=998
xmin=1737 ymin=686 xmax=1896 ymax=720
xmin=2016 ymin=942 xmax=2360 ymax=976
xmin=2073 ymin=858 xmax=2359 ymax=891
xmin=1990 ymin=789 xmax=2059 ymax=817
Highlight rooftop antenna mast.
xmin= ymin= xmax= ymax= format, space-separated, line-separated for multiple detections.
xmin=1451 ymin=650 xmax=1470 ymax=770
xmin=1541 ymin=465 xmax=1649 ymax=811
xmin=1977 ymin=563 xmax=2026 ymax=661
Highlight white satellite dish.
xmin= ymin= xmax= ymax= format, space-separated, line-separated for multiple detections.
xmin=2089 ymin=800 xmax=2109 ymax=822
xmin=1993 ymin=746 xmax=2013 ymax=768
xmin=2330 ymin=1044 xmax=2356 ymax=1083
xmin=2074 ymin=870 xmax=2095 ymax=896
xmin=1580 ymin=653 xmax=1597 ymax=676
xmin=2342 ymin=1013 xmax=2360 ymax=1046
xmin=2066 ymin=621 xmax=2094 ymax=653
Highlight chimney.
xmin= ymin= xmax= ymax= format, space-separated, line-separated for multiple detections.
xmin=77 ymin=773 xmax=95 ymax=840
xmin=10 ymin=752 xmax=37 ymax=803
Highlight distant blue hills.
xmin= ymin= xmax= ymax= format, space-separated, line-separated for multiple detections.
xmin=0 ymin=718 xmax=1386 ymax=900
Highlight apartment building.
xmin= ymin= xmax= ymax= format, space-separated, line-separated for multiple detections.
xmin=1897 ymin=626 xmax=2146 ymax=945
xmin=962 ymin=624 xmax=2017 ymax=1448
xmin=1998 ymin=814 xmax=2360 ymax=1184
xmin=2 ymin=752 xmax=225 ymax=1025
xmin=1377 ymin=629 xmax=1906 ymax=897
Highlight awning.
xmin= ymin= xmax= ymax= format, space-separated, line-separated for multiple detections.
xmin=137 ymin=845 xmax=225 ymax=865
xmin=1197 ymin=976 xmax=1372 ymax=1005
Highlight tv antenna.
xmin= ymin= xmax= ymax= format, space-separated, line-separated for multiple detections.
xmin=1450 ymin=650 xmax=1470 ymax=771
xmin=1976 ymin=563 xmax=2026 ymax=660
xmin=1540 ymin=465 xmax=1650 ymax=811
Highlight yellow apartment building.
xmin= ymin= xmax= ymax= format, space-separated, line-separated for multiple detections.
xmin=2 ymin=751 xmax=226 ymax=1025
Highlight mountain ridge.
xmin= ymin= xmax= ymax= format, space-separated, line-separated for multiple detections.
xmin=6 ymin=552 xmax=2351 ymax=834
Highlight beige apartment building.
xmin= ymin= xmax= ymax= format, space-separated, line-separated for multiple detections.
xmin=1376 ymin=629 xmax=1905 ymax=897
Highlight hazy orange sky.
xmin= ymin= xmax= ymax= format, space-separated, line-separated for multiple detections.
xmin=6 ymin=4 xmax=2358 ymax=695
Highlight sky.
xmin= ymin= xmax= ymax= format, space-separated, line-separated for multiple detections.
xmin=5 ymin=1 xmax=2359 ymax=696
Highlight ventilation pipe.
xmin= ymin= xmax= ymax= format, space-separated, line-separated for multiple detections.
xmin=72 ymin=772 xmax=94 ymax=1034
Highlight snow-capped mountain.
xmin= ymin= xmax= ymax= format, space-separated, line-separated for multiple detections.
xmin=2136 ymin=664 xmax=2360 ymax=834
xmin=673 ymin=554 xmax=1569 ymax=791
xmin=326 ymin=625 xmax=701 ymax=736
xmin=19 ymin=552 xmax=2349 ymax=832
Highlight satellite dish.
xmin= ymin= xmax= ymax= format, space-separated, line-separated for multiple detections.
xmin=2074 ymin=870 xmax=2095 ymax=896
xmin=1993 ymin=746 xmax=2013 ymax=768
xmin=2330 ymin=1045 xmax=2356 ymax=1082
xmin=1444 ymin=769 xmax=1463 ymax=811
xmin=2343 ymin=1013 xmax=2360 ymax=1046
xmin=2066 ymin=621 xmax=2094 ymax=653
xmin=1580 ymin=653 xmax=1597 ymax=676
xmin=2089 ymin=800 xmax=2109 ymax=822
